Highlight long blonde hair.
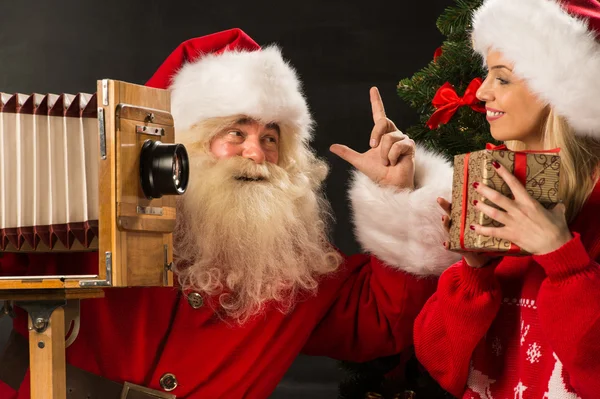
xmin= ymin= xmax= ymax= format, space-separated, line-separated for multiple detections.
xmin=506 ymin=109 xmax=600 ymax=222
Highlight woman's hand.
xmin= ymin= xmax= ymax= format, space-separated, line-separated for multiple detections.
xmin=470 ymin=160 xmax=572 ymax=255
xmin=330 ymin=87 xmax=416 ymax=190
xmin=439 ymin=197 xmax=497 ymax=267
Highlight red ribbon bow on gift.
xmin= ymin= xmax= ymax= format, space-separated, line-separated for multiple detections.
xmin=486 ymin=143 xmax=508 ymax=151
xmin=485 ymin=143 xmax=561 ymax=154
xmin=426 ymin=78 xmax=486 ymax=129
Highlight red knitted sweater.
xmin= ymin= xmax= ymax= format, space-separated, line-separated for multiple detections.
xmin=414 ymin=182 xmax=600 ymax=399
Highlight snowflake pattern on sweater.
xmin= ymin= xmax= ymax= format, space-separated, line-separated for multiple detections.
xmin=464 ymin=261 xmax=582 ymax=399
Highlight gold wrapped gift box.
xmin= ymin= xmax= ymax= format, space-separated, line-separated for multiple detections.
xmin=448 ymin=144 xmax=560 ymax=255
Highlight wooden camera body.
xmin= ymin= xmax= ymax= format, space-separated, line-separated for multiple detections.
xmin=0 ymin=79 xmax=188 ymax=290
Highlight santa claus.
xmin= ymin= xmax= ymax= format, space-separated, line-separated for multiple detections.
xmin=0 ymin=28 xmax=458 ymax=399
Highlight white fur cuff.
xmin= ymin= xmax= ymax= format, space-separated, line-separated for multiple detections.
xmin=349 ymin=145 xmax=461 ymax=276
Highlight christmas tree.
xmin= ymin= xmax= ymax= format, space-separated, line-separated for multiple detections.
xmin=397 ymin=0 xmax=496 ymax=159
xmin=338 ymin=1 xmax=494 ymax=398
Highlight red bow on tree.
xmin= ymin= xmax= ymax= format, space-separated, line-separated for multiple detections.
xmin=426 ymin=78 xmax=486 ymax=129
xmin=433 ymin=46 xmax=443 ymax=62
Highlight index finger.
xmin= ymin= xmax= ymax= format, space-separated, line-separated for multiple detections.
xmin=329 ymin=144 xmax=365 ymax=171
xmin=370 ymin=86 xmax=386 ymax=123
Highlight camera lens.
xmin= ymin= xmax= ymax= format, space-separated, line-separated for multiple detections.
xmin=140 ymin=140 xmax=189 ymax=199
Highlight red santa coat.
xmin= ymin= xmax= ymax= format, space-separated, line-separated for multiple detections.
xmin=0 ymin=251 xmax=437 ymax=399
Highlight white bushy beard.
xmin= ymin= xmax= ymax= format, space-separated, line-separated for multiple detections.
xmin=173 ymin=154 xmax=342 ymax=323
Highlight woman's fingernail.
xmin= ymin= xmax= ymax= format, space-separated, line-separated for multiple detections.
xmin=473 ymin=199 xmax=478 ymax=206
xmin=370 ymin=139 xmax=376 ymax=147
xmin=492 ymin=161 xmax=500 ymax=169
xmin=472 ymin=182 xmax=479 ymax=189
xmin=442 ymin=242 xmax=447 ymax=247
xmin=470 ymin=225 xmax=475 ymax=230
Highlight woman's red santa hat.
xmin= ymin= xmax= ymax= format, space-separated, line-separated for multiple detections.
xmin=145 ymin=28 xmax=313 ymax=143
xmin=471 ymin=0 xmax=600 ymax=138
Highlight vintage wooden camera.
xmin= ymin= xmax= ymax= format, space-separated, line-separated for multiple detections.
xmin=0 ymin=79 xmax=189 ymax=289
xmin=0 ymin=79 xmax=189 ymax=399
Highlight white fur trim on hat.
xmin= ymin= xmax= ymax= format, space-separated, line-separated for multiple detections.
xmin=349 ymin=145 xmax=461 ymax=276
xmin=472 ymin=0 xmax=600 ymax=138
xmin=170 ymin=45 xmax=313 ymax=141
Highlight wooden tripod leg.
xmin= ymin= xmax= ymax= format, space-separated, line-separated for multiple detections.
xmin=27 ymin=306 xmax=66 ymax=399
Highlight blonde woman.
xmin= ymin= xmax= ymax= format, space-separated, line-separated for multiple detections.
xmin=413 ymin=0 xmax=600 ymax=398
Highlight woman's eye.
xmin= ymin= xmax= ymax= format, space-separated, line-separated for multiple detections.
xmin=228 ymin=130 xmax=243 ymax=137
xmin=496 ymin=77 xmax=509 ymax=85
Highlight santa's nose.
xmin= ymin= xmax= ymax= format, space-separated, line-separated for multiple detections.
xmin=241 ymin=140 xmax=266 ymax=164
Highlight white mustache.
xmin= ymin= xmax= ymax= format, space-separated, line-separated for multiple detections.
xmin=193 ymin=156 xmax=273 ymax=182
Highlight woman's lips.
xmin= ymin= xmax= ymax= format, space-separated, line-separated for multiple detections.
xmin=486 ymin=108 xmax=505 ymax=122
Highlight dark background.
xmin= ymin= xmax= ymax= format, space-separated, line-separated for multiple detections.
xmin=0 ymin=0 xmax=453 ymax=397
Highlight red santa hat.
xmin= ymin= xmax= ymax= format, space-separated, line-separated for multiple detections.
xmin=146 ymin=28 xmax=313 ymax=142
xmin=471 ymin=0 xmax=600 ymax=138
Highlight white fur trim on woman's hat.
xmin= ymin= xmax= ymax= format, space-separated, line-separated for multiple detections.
xmin=472 ymin=0 xmax=600 ymax=138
